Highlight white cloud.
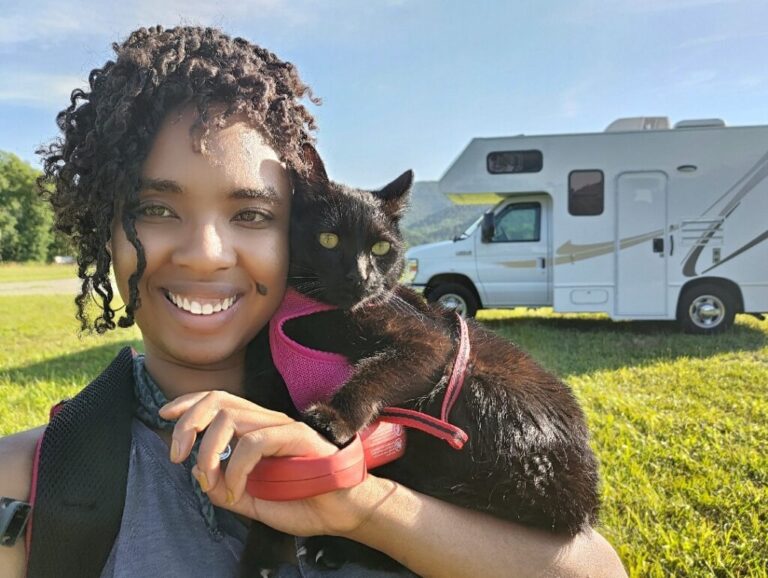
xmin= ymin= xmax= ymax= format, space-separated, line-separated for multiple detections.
xmin=673 ymin=69 xmax=717 ymax=89
xmin=0 ymin=0 xmax=310 ymax=46
xmin=0 ymin=12 xmax=84 ymax=44
xmin=586 ymin=0 xmax=745 ymax=13
xmin=0 ymin=73 xmax=88 ymax=108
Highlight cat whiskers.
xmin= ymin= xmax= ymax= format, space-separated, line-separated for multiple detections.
xmin=386 ymin=293 xmax=429 ymax=327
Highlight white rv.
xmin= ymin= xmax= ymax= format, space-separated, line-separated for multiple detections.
xmin=402 ymin=117 xmax=768 ymax=333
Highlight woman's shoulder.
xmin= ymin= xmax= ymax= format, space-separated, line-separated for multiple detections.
xmin=0 ymin=425 xmax=46 ymax=578
xmin=0 ymin=425 xmax=45 ymax=499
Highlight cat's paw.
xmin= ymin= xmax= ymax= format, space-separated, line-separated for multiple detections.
xmin=238 ymin=560 xmax=279 ymax=578
xmin=303 ymin=536 xmax=348 ymax=569
xmin=304 ymin=535 xmax=404 ymax=571
xmin=302 ymin=403 xmax=357 ymax=446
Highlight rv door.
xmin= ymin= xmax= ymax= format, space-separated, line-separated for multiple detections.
xmin=473 ymin=195 xmax=551 ymax=307
xmin=616 ymin=172 xmax=669 ymax=316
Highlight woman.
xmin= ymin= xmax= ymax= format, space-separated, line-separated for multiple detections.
xmin=0 ymin=25 xmax=626 ymax=577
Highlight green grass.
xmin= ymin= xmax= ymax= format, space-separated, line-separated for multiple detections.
xmin=2 ymin=293 xmax=767 ymax=576
xmin=0 ymin=262 xmax=78 ymax=282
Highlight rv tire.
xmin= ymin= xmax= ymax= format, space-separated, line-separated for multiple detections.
xmin=677 ymin=283 xmax=737 ymax=335
xmin=428 ymin=283 xmax=479 ymax=318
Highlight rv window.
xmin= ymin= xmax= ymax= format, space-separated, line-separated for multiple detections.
xmin=492 ymin=202 xmax=541 ymax=242
xmin=568 ymin=170 xmax=604 ymax=216
xmin=487 ymin=150 xmax=543 ymax=174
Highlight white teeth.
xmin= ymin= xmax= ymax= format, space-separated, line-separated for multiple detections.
xmin=166 ymin=291 xmax=237 ymax=316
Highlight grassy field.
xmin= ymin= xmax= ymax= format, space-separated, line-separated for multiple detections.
xmin=1 ymin=288 xmax=766 ymax=576
xmin=0 ymin=262 xmax=78 ymax=283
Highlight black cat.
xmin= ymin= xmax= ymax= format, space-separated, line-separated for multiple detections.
xmin=241 ymin=145 xmax=600 ymax=574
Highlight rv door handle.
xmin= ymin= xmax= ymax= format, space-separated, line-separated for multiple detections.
xmin=538 ymin=257 xmax=546 ymax=269
xmin=652 ymin=238 xmax=664 ymax=253
xmin=669 ymin=235 xmax=674 ymax=256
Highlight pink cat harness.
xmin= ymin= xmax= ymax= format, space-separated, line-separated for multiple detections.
xmin=269 ymin=287 xmax=469 ymax=449
xmin=269 ymin=288 xmax=353 ymax=412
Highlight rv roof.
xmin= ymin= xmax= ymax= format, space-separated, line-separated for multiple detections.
xmin=605 ymin=117 xmax=670 ymax=132
xmin=673 ymin=118 xmax=727 ymax=128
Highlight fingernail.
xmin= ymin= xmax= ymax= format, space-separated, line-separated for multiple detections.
xmin=197 ymin=471 xmax=209 ymax=492
xmin=226 ymin=489 xmax=235 ymax=506
xmin=171 ymin=439 xmax=180 ymax=462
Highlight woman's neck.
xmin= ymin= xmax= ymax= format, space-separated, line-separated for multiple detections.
xmin=141 ymin=344 xmax=248 ymax=401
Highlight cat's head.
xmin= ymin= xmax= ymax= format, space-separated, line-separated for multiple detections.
xmin=288 ymin=144 xmax=413 ymax=310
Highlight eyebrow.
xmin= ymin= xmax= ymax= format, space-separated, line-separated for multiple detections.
xmin=137 ymin=178 xmax=282 ymax=203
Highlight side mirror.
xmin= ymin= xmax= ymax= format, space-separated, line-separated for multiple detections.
xmin=481 ymin=211 xmax=495 ymax=243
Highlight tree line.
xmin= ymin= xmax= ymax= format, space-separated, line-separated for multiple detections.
xmin=0 ymin=151 xmax=73 ymax=262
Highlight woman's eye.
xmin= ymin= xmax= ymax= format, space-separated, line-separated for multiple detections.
xmin=137 ymin=204 xmax=174 ymax=218
xmin=234 ymin=209 xmax=270 ymax=224
xmin=371 ymin=240 xmax=391 ymax=256
xmin=318 ymin=232 xmax=339 ymax=249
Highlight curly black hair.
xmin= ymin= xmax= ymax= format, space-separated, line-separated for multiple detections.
xmin=36 ymin=25 xmax=319 ymax=333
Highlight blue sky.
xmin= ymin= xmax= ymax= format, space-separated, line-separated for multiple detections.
xmin=1 ymin=0 xmax=767 ymax=188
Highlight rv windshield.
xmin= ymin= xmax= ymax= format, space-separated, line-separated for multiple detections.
xmin=454 ymin=215 xmax=482 ymax=240
xmin=454 ymin=201 xmax=505 ymax=241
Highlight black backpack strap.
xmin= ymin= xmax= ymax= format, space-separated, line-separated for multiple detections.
xmin=26 ymin=347 xmax=137 ymax=578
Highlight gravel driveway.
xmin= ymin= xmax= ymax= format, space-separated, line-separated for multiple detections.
xmin=0 ymin=278 xmax=83 ymax=295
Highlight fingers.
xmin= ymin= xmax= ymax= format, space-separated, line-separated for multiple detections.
xmin=195 ymin=410 xmax=236 ymax=491
xmin=158 ymin=391 xmax=210 ymax=419
xmin=157 ymin=390 xmax=337 ymax=511
xmin=223 ymin=422 xmax=338 ymax=504
xmin=159 ymin=390 xmax=293 ymax=463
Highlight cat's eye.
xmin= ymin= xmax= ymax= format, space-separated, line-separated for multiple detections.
xmin=371 ymin=241 xmax=391 ymax=256
xmin=318 ymin=232 xmax=339 ymax=249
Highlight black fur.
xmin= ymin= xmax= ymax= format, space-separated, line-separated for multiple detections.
xmin=241 ymin=145 xmax=600 ymax=575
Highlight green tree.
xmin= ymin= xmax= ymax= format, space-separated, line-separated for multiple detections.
xmin=0 ymin=151 xmax=56 ymax=262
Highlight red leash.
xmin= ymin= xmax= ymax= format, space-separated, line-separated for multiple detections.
xmin=378 ymin=312 xmax=470 ymax=450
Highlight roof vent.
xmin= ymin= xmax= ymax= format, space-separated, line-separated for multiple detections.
xmin=605 ymin=117 xmax=670 ymax=132
xmin=673 ymin=118 xmax=726 ymax=129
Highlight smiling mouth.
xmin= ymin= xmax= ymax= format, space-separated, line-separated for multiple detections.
xmin=164 ymin=290 xmax=240 ymax=316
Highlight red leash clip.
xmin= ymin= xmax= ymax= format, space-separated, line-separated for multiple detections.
xmin=246 ymin=420 xmax=406 ymax=501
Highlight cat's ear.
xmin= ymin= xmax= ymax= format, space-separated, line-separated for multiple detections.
xmin=301 ymin=142 xmax=329 ymax=184
xmin=373 ymin=170 xmax=413 ymax=221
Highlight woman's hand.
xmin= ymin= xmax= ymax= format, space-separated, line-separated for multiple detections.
xmin=158 ymin=391 xmax=394 ymax=538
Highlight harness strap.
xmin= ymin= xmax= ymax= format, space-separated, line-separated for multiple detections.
xmin=380 ymin=313 xmax=470 ymax=450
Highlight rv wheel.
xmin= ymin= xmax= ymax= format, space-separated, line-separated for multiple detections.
xmin=428 ymin=283 xmax=479 ymax=318
xmin=677 ymin=283 xmax=737 ymax=335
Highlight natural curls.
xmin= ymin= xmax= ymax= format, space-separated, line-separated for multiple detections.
xmin=36 ymin=25 xmax=318 ymax=333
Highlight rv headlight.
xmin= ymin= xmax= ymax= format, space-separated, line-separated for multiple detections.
xmin=401 ymin=258 xmax=419 ymax=284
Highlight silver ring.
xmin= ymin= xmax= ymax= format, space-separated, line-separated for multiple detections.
xmin=218 ymin=444 xmax=232 ymax=462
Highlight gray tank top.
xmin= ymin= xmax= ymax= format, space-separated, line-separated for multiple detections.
xmin=100 ymin=418 xmax=417 ymax=577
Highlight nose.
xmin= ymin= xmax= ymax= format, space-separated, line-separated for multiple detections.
xmin=345 ymin=255 xmax=370 ymax=287
xmin=172 ymin=219 xmax=237 ymax=273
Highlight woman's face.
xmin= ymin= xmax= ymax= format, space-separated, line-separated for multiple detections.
xmin=110 ymin=105 xmax=292 ymax=369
